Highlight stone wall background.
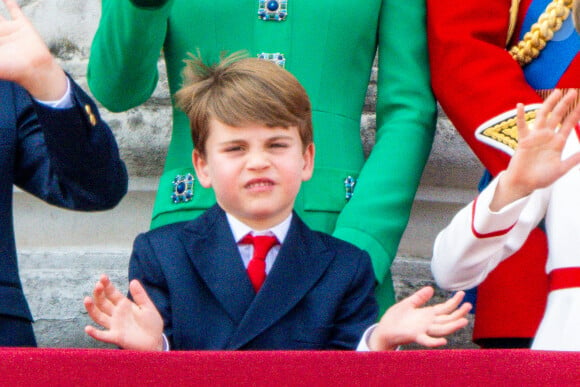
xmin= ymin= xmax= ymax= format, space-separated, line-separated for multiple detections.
xmin=11 ymin=1 xmax=483 ymax=349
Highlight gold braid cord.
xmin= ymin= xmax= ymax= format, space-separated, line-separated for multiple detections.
xmin=509 ymin=0 xmax=573 ymax=66
xmin=479 ymin=110 xmax=537 ymax=152
xmin=477 ymin=90 xmax=579 ymax=153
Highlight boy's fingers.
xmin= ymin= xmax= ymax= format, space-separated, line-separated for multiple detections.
xmin=92 ymin=281 xmax=109 ymax=306
xmin=452 ymin=302 xmax=472 ymax=318
xmin=102 ymin=283 xmax=125 ymax=305
xmin=416 ymin=333 xmax=447 ymax=348
xmin=84 ymin=325 xmax=119 ymax=346
xmin=403 ymin=286 xmax=434 ymax=309
xmin=427 ymin=318 xmax=469 ymax=338
xmin=561 ymin=91 xmax=580 ymax=130
xmin=560 ymin=153 xmax=580 ymax=176
xmin=433 ymin=303 xmax=472 ymax=324
xmin=561 ymin=115 xmax=580 ymax=141
xmin=98 ymin=274 xmax=124 ymax=305
xmin=536 ymin=89 xmax=562 ymax=129
xmin=83 ymin=296 xmax=111 ymax=328
xmin=3 ymin=0 xmax=23 ymax=21
xmin=432 ymin=291 xmax=465 ymax=315
xmin=516 ymin=103 xmax=529 ymax=138
xmin=448 ymin=301 xmax=472 ymax=317
xmin=129 ymin=279 xmax=155 ymax=310
xmin=547 ymin=90 xmax=576 ymax=130
xmin=92 ymin=281 xmax=116 ymax=316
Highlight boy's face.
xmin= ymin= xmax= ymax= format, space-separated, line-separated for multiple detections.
xmin=193 ymin=118 xmax=315 ymax=230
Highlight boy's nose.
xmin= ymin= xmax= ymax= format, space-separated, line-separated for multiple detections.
xmin=246 ymin=150 xmax=271 ymax=169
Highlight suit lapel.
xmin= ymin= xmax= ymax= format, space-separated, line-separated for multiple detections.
xmin=227 ymin=214 xmax=334 ymax=349
xmin=181 ymin=205 xmax=255 ymax=324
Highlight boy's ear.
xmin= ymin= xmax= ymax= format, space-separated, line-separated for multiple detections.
xmin=301 ymin=143 xmax=315 ymax=182
xmin=192 ymin=149 xmax=212 ymax=188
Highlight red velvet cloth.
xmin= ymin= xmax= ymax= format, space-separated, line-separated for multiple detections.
xmin=1 ymin=348 xmax=578 ymax=385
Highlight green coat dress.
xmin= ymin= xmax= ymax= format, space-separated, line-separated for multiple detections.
xmin=88 ymin=0 xmax=436 ymax=314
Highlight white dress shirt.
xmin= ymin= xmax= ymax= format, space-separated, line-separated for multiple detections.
xmin=226 ymin=212 xmax=291 ymax=273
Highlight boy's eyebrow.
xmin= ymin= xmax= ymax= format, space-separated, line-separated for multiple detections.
xmin=267 ymin=134 xmax=295 ymax=141
xmin=217 ymin=139 xmax=246 ymax=145
xmin=217 ymin=134 xmax=296 ymax=145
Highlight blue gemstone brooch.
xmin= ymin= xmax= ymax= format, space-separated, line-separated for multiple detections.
xmin=344 ymin=176 xmax=357 ymax=201
xmin=258 ymin=0 xmax=287 ymax=21
xmin=172 ymin=173 xmax=194 ymax=204
xmin=258 ymin=52 xmax=286 ymax=68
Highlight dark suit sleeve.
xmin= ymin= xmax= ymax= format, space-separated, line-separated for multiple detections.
xmin=329 ymin=250 xmax=378 ymax=349
xmin=128 ymin=233 xmax=174 ymax=347
xmin=13 ymin=76 xmax=127 ymax=210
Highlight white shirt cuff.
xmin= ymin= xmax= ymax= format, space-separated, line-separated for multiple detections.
xmin=473 ymin=171 xmax=530 ymax=235
xmin=162 ymin=333 xmax=170 ymax=351
xmin=356 ymin=323 xmax=377 ymax=351
xmin=34 ymin=77 xmax=73 ymax=109
xmin=356 ymin=323 xmax=402 ymax=351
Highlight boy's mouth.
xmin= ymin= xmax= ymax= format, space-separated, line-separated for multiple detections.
xmin=245 ymin=178 xmax=275 ymax=190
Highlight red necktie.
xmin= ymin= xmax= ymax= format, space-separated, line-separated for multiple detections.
xmin=240 ymin=234 xmax=279 ymax=292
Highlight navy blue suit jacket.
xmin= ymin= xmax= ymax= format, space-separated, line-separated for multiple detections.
xmin=129 ymin=205 xmax=378 ymax=350
xmin=0 ymin=78 xmax=127 ymax=345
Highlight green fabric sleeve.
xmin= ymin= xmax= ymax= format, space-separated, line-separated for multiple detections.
xmin=333 ymin=0 xmax=436 ymax=285
xmin=87 ymin=0 xmax=174 ymax=111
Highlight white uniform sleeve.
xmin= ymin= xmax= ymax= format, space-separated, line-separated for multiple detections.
xmin=431 ymin=172 xmax=549 ymax=290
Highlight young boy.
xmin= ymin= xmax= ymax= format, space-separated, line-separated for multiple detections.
xmin=0 ymin=0 xmax=127 ymax=346
xmin=84 ymin=53 xmax=470 ymax=351
xmin=432 ymin=90 xmax=580 ymax=350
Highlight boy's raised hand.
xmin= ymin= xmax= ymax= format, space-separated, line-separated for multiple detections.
xmin=84 ymin=275 xmax=165 ymax=351
xmin=492 ymin=90 xmax=580 ymax=210
xmin=0 ymin=0 xmax=67 ymax=100
xmin=368 ymin=287 xmax=471 ymax=351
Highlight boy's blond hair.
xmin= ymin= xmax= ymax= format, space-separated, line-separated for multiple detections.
xmin=175 ymin=52 xmax=313 ymax=156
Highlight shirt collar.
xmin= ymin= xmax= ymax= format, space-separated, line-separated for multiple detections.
xmin=226 ymin=212 xmax=292 ymax=244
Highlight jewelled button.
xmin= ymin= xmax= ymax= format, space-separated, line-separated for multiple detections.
xmin=344 ymin=176 xmax=357 ymax=201
xmin=258 ymin=52 xmax=286 ymax=68
xmin=172 ymin=173 xmax=194 ymax=203
xmin=258 ymin=0 xmax=287 ymax=21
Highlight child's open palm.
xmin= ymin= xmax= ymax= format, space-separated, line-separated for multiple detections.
xmin=368 ymin=287 xmax=471 ymax=350
xmin=493 ymin=90 xmax=580 ymax=209
xmin=511 ymin=90 xmax=580 ymax=189
xmin=84 ymin=275 xmax=165 ymax=351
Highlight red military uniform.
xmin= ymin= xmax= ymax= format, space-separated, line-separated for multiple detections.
xmin=428 ymin=0 xmax=579 ymax=344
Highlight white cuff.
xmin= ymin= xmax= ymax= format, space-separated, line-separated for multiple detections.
xmin=162 ymin=334 xmax=170 ymax=351
xmin=34 ymin=77 xmax=73 ymax=109
xmin=356 ymin=323 xmax=377 ymax=351
xmin=356 ymin=324 xmax=402 ymax=351
xmin=473 ymin=171 xmax=530 ymax=235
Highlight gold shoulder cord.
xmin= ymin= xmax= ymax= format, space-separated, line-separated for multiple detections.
xmin=509 ymin=0 xmax=573 ymax=66
xmin=480 ymin=0 xmax=576 ymax=153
